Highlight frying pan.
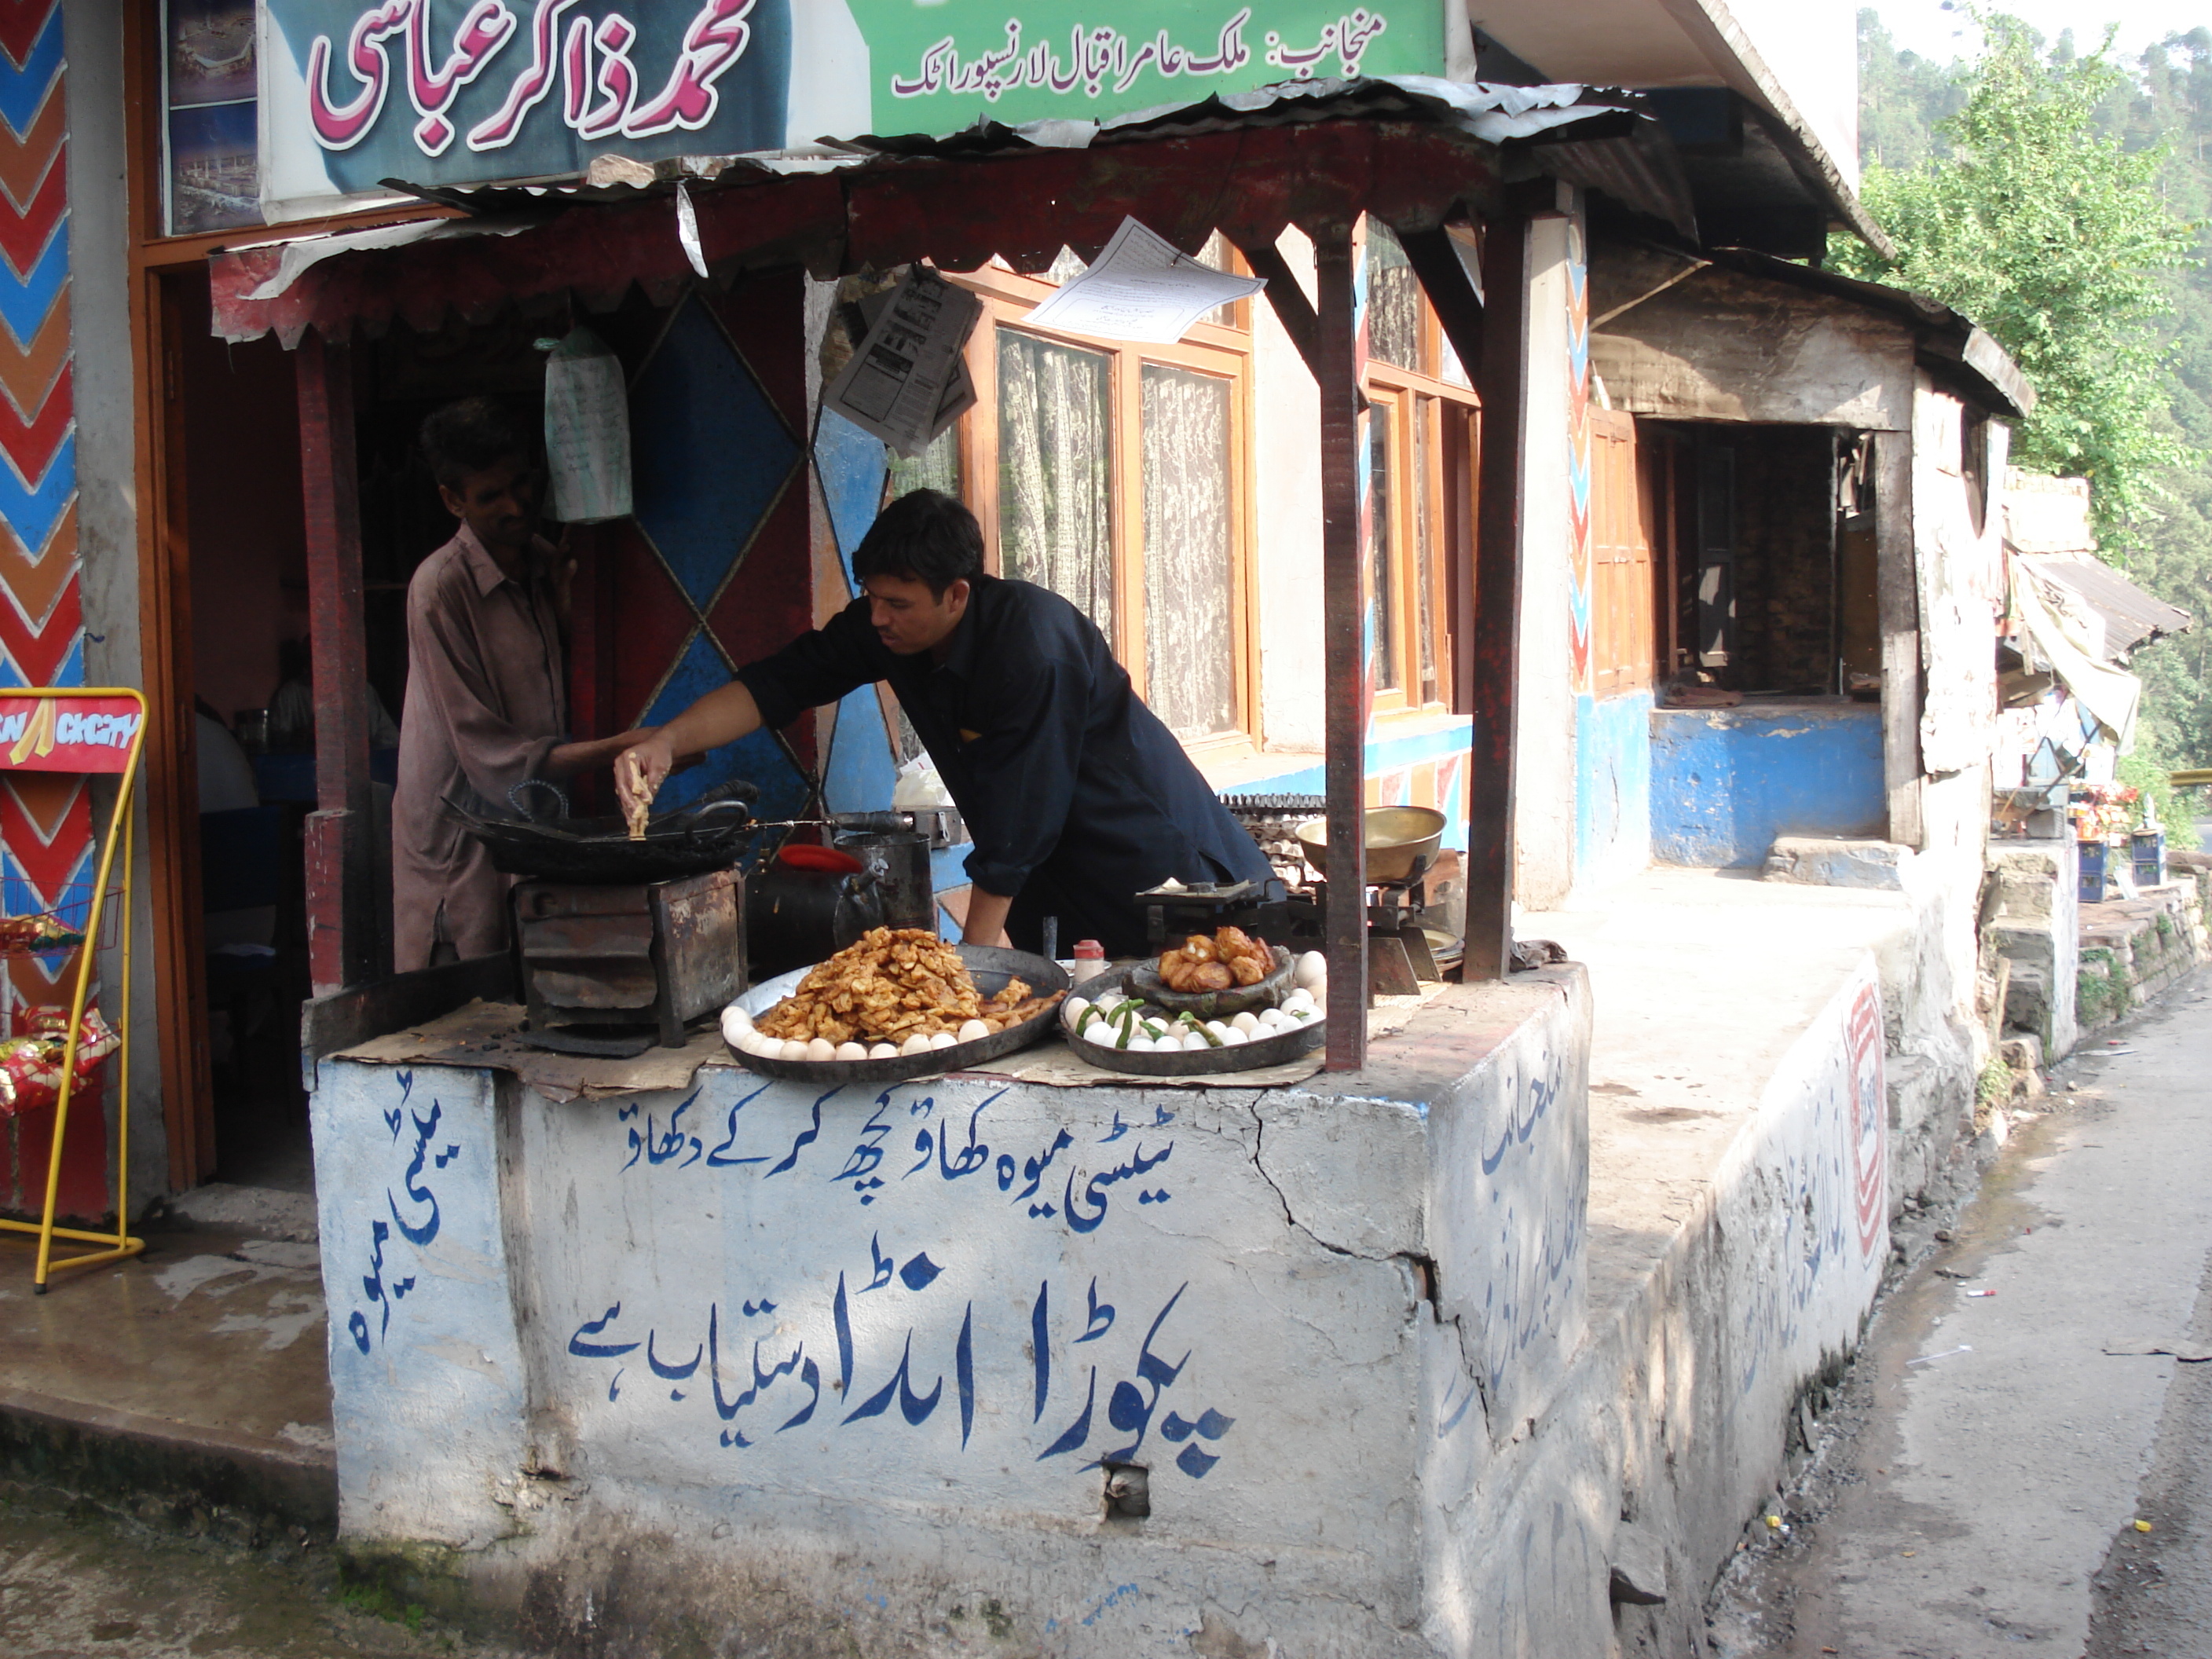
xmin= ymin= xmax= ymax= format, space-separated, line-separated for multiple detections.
xmin=445 ymin=778 xmax=760 ymax=884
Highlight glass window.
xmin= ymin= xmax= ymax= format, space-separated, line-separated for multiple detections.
xmin=1368 ymin=400 xmax=1400 ymax=691
xmin=888 ymin=424 xmax=960 ymax=500
xmin=1364 ymin=223 xmax=1422 ymax=372
xmin=997 ymin=331 xmax=1115 ymax=633
xmin=163 ymin=1 xmax=261 ymax=236
xmin=1141 ymin=364 xmax=1236 ymax=739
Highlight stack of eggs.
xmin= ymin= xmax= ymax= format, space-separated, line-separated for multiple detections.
xmin=1064 ymin=949 xmax=1329 ymax=1057
xmin=720 ymin=1003 xmax=991 ymax=1066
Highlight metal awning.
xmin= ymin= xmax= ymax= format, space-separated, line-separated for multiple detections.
xmin=209 ymin=77 xmax=1683 ymax=346
xmin=2016 ymin=553 xmax=2192 ymax=661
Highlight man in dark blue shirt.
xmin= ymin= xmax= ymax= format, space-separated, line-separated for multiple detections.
xmin=615 ymin=489 xmax=1270 ymax=957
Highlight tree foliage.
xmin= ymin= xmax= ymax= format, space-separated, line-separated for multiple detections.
xmin=1833 ymin=13 xmax=2197 ymax=537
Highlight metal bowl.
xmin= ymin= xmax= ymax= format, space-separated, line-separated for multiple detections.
xmin=1126 ymin=942 xmax=1295 ymax=1020
xmin=1061 ymin=964 xmax=1325 ymax=1076
xmin=724 ymin=944 xmax=1068 ymax=1086
xmin=1295 ymin=806 xmax=1447 ymax=884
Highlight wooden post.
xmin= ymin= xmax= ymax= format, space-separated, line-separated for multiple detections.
xmin=1463 ymin=215 xmax=1530 ymax=981
xmin=296 ymin=332 xmax=377 ymax=994
xmin=1314 ymin=222 xmax=1369 ymax=1070
xmin=1873 ymin=429 xmax=1923 ymax=847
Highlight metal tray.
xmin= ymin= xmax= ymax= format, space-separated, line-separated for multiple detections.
xmin=1126 ymin=942 xmax=1296 ymax=1020
xmin=1060 ymin=964 xmax=1324 ymax=1077
xmin=725 ymin=944 xmax=1069 ymax=1086
xmin=447 ymin=782 xmax=759 ymax=884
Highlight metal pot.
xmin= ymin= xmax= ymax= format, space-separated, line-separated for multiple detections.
xmin=1295 ymin=807 xmax=1447 ymax=885
xmin=745 ymin=858 xmax=884 ymax=980
xmin=833 ymin=831 xmax=936 ymax=931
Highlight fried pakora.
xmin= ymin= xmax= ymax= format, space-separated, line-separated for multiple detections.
xmin=1157 ymin=926 xmax=1276 ymax=992
xmin=755 ymin=928 xmax=1061 ymax=1046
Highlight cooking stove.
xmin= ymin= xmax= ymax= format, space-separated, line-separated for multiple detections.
xmin=1211 ymin=793 xmax=1460 ymax=994
xmin=512 ymin=869 xmax=744 ymax=1051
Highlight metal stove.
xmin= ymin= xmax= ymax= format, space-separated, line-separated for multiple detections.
xmin=1212 ymin=793 xmax=1460 ymax=994
xmin=512 ymin=868 xmax=744 ymax=1051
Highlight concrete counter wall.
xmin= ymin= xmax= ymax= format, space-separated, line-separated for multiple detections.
xmin=1652 ymin=701 xmax=1885 ymax=869
xmin=308 ymin=970 xmax=1594 ymax=1656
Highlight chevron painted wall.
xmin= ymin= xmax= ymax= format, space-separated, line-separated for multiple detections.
xmin=0 ymin=0 xmax=100 ymax=1218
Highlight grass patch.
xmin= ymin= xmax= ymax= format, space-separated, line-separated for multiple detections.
xmin=335 ymin=1579 xmax=427 ymax=1632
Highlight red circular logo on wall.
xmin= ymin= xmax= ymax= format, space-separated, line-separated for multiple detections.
xmin=1843 ymin=980 xmax=1888 ymax=1262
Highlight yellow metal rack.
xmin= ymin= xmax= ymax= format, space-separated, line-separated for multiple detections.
xmin=0 ymin=687 xmax=146 ymax=1291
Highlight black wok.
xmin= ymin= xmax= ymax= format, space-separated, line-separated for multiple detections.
xmin=445 ymin=778 xmax=760 ymax=884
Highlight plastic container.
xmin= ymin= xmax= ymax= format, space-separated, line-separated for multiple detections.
xmin=1071 ymin=939 xmax=1106 ymax=983
xmin=2131 ymin=830 xmax=2166 ymax=888
xmin=2078 ymin=838 xmax=2109 ymax=905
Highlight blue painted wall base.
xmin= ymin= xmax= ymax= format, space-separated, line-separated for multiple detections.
xmin=1650 ymin=702 xmax=1884 ymax=869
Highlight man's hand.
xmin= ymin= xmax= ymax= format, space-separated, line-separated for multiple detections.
xmin=615 ymin=731 xmax=677 ymax=826
xmin=547 ymin=726 xmax=657 ymax=781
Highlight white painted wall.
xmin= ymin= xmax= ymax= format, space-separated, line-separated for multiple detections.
xmin=310 ymin=972 xmax=1594 ymax=1656
xmin=1513 ymin=208 xmax=1581 ymax=908
xmin=1251 ymin=230 xmax=1326 ymax=756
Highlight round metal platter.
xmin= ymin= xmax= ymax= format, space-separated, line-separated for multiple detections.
xmin=1060 ymin=965 xmax=1324 ymax=1077
xmin=723 ymin=944 xmax=1069 ymax=1086
xmin=1126 ymin=943 xmax=1297 ymax=1020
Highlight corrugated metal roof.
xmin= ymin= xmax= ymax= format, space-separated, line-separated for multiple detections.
xmin=382 ymin=75 xmax=1695 ymax=236
xmin=2018 ymin=553 xmax=2192 ymax=660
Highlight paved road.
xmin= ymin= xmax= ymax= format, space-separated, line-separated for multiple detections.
xmin=0 ymin=1482 xmax=516 ymax=1659
xmin=1710 ymin=976 xmax=2212 ymax=1657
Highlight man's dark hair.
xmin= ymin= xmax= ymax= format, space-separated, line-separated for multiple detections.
xmin=852 ymin=489 xmax=984 ymax=596
xmin=420 ymin=397 xmax=529 ymax=491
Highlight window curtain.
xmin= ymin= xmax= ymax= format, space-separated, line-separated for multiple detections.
xmin=1141 ymin=364 xmax=1236 ymax=739
xmin=997 ymin=331 xmax=1114 ymax=633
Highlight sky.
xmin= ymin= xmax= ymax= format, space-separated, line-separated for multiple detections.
xmin=1875 ymin=0 xmax=2212 ymax=63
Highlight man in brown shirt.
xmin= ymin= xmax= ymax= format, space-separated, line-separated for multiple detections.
xmin=393 ymin=399 xmax=651 ymax=970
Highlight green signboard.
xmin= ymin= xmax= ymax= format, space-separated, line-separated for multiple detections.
xmin=256 ymin=1 xmax=1452 ymax=218
xmin=861 ymin=3 xmax=1448 ymax=131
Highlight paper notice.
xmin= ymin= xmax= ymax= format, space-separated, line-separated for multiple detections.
xmin=1024 ymin=217 xmax=1266 ymax=344
xmin=823 ymin=269 xmax=983 ymax=457
xmin=544 ymin=328 xmax=632 ymax=524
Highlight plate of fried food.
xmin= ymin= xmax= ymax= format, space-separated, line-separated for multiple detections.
xmin=1126 ymin=925 xmax=1295 ymax=1020
xmin=721 ymin=928 xmax=1068 ymax=1085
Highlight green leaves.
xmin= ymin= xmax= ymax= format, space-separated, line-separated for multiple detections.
xmin=1834 ymin=13 xmax=2199 ymax=540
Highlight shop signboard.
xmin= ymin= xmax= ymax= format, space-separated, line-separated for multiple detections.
xmin=257 ymin=0 xmax=1450 ymax=219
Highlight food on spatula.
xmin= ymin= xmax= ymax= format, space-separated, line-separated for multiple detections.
xmin=749 ymin=927 xmax=1063 ymax=1050
xmin=1156 ymin=925 xmax=1276 ymax=992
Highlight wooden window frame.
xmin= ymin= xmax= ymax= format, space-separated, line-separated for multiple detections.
xmin=943 ymin=263 xmax=1262 ymax=760
xmin=1363 ymin=269 xmax=1478 ymax=721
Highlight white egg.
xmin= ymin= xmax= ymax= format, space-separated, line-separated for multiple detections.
xmin=1085 ymin=1024 xmax=1118 ymax=1046
xmin=958 ymin=1018 xmax=991 ymax=1042
xmin=1204 ymin=1020 xmax=1230 ymax=1038
xmin=868 ymin=1042 xmax=898 ymax=1060
xmin=1124 ymin=1036 xmax=1155 ymax=1053
xmin=928 ymin=1031 xmax=958 ymax=1050
xmin=1256 ymin=1008 xmax=1286 ymax=1029
xmin=896 ymin=1033 xmax=930 ymax=1057
xmin=1219 ymin=1027 xmax=1249 ymax=1046
xmin=1064 ymin=997 xmax=1091 ymax=1026
xmin=1295 ymin=950 xmax=1328 ymax=989
xmin=834 ymin=1042 xmax=867 ymax=1062
xmin=720 ymin=1012 xmax=749 ymax=1046
xmin=1298 ymin=1007 xmax=1324 ymax=1024
xmin=778 ymin=1039 xmax=811 ymax=1062
xmin=1181 ymin=1032 xmax=1210 ymax=1051
xmin=805 ymin=1038 xmax=837 ymax=1063
xmin=1232 ymin=1012 xmax=1260 ymax=1035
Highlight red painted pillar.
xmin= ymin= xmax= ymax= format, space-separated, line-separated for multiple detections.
xmin=295 ymin=333 xmax=376 ymax=994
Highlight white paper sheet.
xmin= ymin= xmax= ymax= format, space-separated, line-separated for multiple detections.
xmin=544 ymin=328 xmax=632 ymax=524
xmin=1024 ymin=217 xmax=1266 ymax=344
xmin=822 ymin=269 xmax=983 ymax=457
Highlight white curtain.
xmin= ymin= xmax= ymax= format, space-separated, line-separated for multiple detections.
xmin=1142 ymin=364 xmax=1236 ymax=738
xmin=997 ymin=331 xmax=1114 ymax=632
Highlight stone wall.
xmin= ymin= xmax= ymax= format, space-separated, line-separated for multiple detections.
xmin=1985 ymin=838 xmax=2081 ymax=1066
xmin=2078 ymin=859 xmax=2212 ymax=1035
